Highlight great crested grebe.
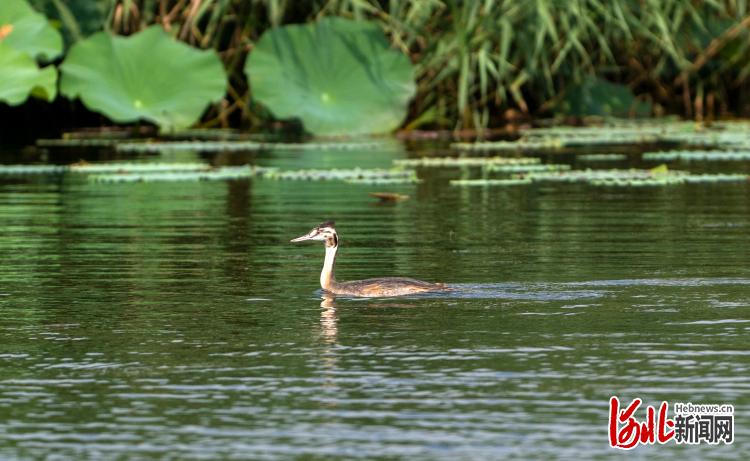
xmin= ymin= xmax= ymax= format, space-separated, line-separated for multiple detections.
xmin=291 ymin=221 xmax=449 ymax=297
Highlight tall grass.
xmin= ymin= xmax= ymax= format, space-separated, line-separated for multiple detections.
xmin=33 ymin=0 xmax=750 ymax=131
xmin=359 ymin=0 xmax=750 ymax=128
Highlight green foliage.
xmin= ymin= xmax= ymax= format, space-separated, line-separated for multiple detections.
xmin=245 ymin=17 xmax=416 ymax=136
xmin=0 ymin=0 xmax=63 ymax=60
xmin=8 ymin=1 xmax=750 ymax=131
xmin=59 ymin=26 xmax=228 ymax=131
xmin=29 ymin=0 xmax=109 ymax=44
xmin=0 ymin=42 xmax=57 ymax=105
xmin=558 ymin=76 xmax=652 ymax=117
xmin=333 ymin=0 xmax=750 ymax=127
xmin=0 ymin=0 xmax=60 ymax=105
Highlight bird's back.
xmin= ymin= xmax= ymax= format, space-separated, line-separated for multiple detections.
xmin=331 ymin=277 xmax=449 ymax=297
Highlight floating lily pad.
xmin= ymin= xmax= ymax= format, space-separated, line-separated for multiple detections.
xmin=643 ymin=150 xmax=750 ymax=162
xmin=452 ymin=140 xmax=565 ymax=152
xmin=245 ymin=17 xmax=416 ymax=136
xmin=588 ymin=177 xmax=687 ymax=187
xmin=71 ymin=163 xmax=213 ymax=174
xmin=394 ymin=157 xmax=539 ymax=167
xmin=90 ymin=166 xmax=273 ymax=183
xmin=521 ymin=122 xmax=750 ymax=151
xmin=450 ymin=170 xmax=750 ymax=188
xmin=37 ymin=138 xmax=124 ymax=148
xmin=60 ymin=26 xmax=227 ymax=131
xmin=457 ymin=130 xmax=667 ymax=152
xmin=451 ymin=178 xmax=533 ymax=186
xmin=116 ymin=141 xmax=265 ymax=153
xmin=682 ymin=174 xmax=748 ymax=183
xmin=95 ymin=167 xmax=417 ymax=184
xmin=0 ymin=42 xmax=56 ymax=105
xmin=454 ymin=122 xmax=750 ymax=157
xmin=527 ymin=169 xmax=749 ymax=186
xmin=0 ymin=162 xmax=419 ymax=186
xmin=526 ymin=169 xmax=690 ymax=183
xmin=0 ymin=162 xmax=215 ymax=175
xmin=265 ymin=168 xmax=416 ymax=182
xmin=657 ymin=132 xmax=750 ymax=148
xmin=519 ymin=125 xmax=677 ymax=149
xmin=524 ymin=124 xmax=680 ymax=138
xmin=577 ymin=153 xmax=628 ymax=162
xmin=345 ymin=177 xmax=420 ymax=185
xmin=450 ymin=168 xmax=747 ymax=187
xmin=589 ymin=174 xmax=749 ymax=187
xmin=0 ymin=164 xmax=67 ymax=175
xmin=485 ymin=163 xmax=570 ymax=173
xmin=115 ymin=139 xmax=390 ymax=153
xmin=0 ymin=0 xmax=63 ymax=61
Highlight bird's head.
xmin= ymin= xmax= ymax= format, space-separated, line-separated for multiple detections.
xmin=290 ymin=221 xmax=338 ymax=248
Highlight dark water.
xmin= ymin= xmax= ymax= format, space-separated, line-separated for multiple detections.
xmin=0 ymin=145 xmax=749 ymax=459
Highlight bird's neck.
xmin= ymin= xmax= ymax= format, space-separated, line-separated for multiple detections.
xmin=321 ymin=244 xmax=338 ymax=290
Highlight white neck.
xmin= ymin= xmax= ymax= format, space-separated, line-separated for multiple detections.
xmin=321 ymin=245 xmax=338 ymax=290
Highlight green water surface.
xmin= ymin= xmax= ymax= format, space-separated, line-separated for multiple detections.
xmin=0 ymin=145 xmax=748 ymax=459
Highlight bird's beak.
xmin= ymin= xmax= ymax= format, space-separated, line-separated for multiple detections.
xmin=290 ymin=230 xmax=316 ymax=243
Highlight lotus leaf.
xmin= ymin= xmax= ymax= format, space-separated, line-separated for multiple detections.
xmin=60 ymin=26 xmax=227 ymax=131
xmin=0 ymin=42 xmax=56 ymax=105
xmin=0 ymin=0 xmax=62 ymax=60
xmin=245 ymin=17 xmax=416 ymax=136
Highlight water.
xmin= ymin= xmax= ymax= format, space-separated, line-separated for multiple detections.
xmin=0 ymin=145 xmax=749 ymax=459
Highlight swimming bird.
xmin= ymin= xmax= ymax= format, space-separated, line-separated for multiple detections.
xmin=291 ymin=221 xmax=449 ymax=297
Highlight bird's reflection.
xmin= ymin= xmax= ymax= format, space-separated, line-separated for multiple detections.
xmin=319 ymin=294 xmax=340 ymax=395
xmin=320 ymin=294 xmax=338 ymax=345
